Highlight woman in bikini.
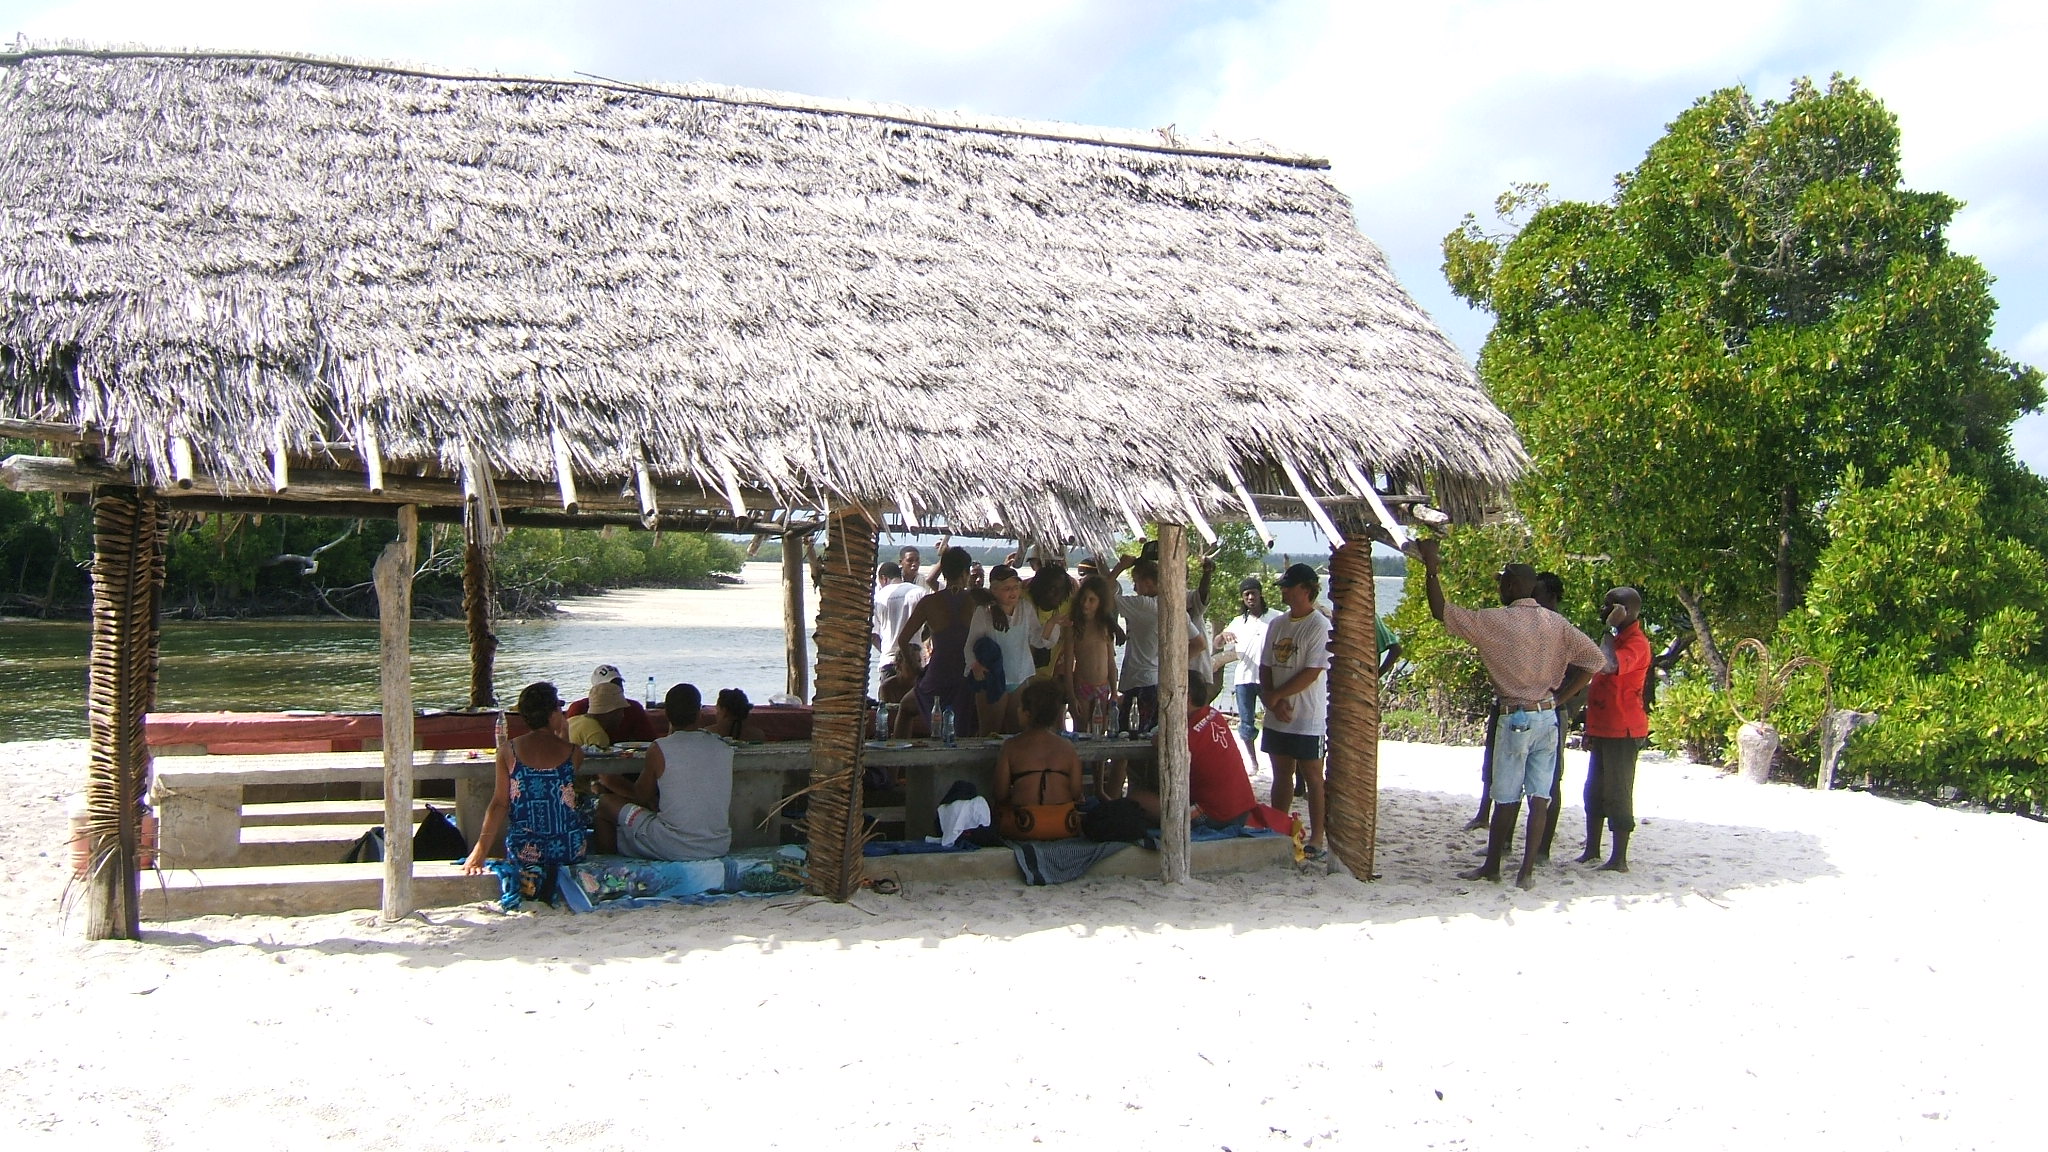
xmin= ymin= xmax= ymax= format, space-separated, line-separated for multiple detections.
xmin=463 ymin=681 xmax=587 ymax=909
xmin=993 ymin=679 xmax=1085 ymax=840
xmin=893 ymin=545 xmax=977 ymax=736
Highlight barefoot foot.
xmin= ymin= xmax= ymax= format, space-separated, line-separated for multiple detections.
xmin=1461 ymin=817 xmax=1488 ymax=832
xmin=1514 ymin=869 xmax=1536 ymax=890
xmin=1574 ymin=849 xmax=1599 ymax=864
xmin=1457 ymin=865 xmax=1501 ymax=882
xmin=1597 ymin=858 xmax=1629 ymax=873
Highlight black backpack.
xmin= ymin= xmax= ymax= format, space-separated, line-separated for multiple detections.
xmin=339 ymin=805 xmax=470 ymax=864
xmin=1081 ymin=798 xmax=1152 ymax=844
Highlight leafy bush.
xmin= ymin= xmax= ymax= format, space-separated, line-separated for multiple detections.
xmin=1649 ymin=671 xmax=1733 ymax=764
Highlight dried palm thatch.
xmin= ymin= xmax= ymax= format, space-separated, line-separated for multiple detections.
xmin=0 ymin=46 xmax=1522 ymax=547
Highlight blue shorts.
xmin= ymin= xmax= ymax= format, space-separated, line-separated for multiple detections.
xmin=1489 ymin=709 xmax=1560 ymax=804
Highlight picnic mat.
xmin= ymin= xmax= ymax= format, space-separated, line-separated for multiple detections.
xmin=556 ymin=846 xmax=807 ymax=912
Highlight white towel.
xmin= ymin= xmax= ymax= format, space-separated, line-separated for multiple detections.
xmin=927 ymin=796 xmax=992 ymax=847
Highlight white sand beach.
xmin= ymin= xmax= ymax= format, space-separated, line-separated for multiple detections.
xmin=2 ymin=736 xmax=2039 ymax=1150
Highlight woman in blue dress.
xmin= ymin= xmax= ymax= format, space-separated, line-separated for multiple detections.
xmin=462 ymin=681 xmax=588 ymax=908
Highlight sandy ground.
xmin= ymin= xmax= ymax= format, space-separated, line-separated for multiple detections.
xmin=1 ymin=737 xmax=2041 ymax=1151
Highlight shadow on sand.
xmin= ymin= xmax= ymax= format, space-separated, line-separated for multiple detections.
xmin=138 ymin=784 xmax=1836 ymax=968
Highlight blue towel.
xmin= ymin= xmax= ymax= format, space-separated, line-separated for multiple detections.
xmin=556 ymin=846 xmax=805 ymax=912
xmin=864 ymin=839 xmax=982 ymax=856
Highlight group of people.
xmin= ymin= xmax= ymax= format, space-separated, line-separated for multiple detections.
xmin=1415 ymin=538 xmax=1651 ymax=889
xmin=875 ymin=539 xmax=1401 ymax=861
xmin=459 ymin=664 xmax=761 ymax=905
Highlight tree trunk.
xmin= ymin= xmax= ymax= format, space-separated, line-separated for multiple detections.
xmin=374 ymin=506 xmax=418 ymax=921
xmin=462 ymin=501 xmax=497 ymax=709
xmin=1325 ymin=532 xmax=1380 ymax=879
xmin=84 ymin=486 xmax=164 ymax=940
xmin=782 ymin=532 xmax=810 ymax=702
xmin=1156 ymin=524 xmax=1191 ymax=884
xmin=1776 ymin=484 xmax=1797 ymax=619
xmin=803 ymin=508 xmax=875 ymax=899
xmin=1675 ymin=585 xmax=1730 ymax=690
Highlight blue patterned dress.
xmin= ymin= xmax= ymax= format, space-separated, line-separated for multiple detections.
xmin=491 ymin=754 xmax=588 ymax=909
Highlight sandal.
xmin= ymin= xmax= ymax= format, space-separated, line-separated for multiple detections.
xmin=866 ymin=877 xmax=902 ymax=895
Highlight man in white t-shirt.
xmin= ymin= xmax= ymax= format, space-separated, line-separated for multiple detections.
xmin=871 ymin=561 xmax=925 ymax=682
xmin=1221 ymin=577 xmax=1282 ymax=768
xmin=1262 ymin=563 xmax=1334 ymax=859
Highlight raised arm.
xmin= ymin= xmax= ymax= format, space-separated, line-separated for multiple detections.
xmin=1414 ymin=537 xmax=1448 ymax=622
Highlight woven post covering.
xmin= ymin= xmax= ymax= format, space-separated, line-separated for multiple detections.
xmin=84 ymin=486 xmax=164 ymax=939
xmin=803 ymin=508 xmax=875 ymax=899
xmin=462 ymin=503 xmax=498 ymax=708
xmin=1325 ymin=534 xmax=1379 ymax=879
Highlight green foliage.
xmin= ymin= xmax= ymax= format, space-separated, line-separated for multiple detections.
xmin=1445 ymin=76 xmax=2044 ymax=635
xmin=1648 ymin=672 xmax=1733 ymax=763
xmin=1199 ymin=521 xmax=1272 ymax=628
xmin=1767 ymin=453 xmax=2048 ymax=804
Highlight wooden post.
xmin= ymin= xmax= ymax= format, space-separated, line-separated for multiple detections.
xmin=803 ymin=508 xmax=876 ymax=899
xmin=1325 ymin=531 xmax=1380 ymax=879
xmin=783 ymin=531 xmax=810 ymax=701
xmin=1157 ymin=523 xmax=1191 ymax=884
xmin=84 ymin=486 xmax=164 ymax=940
xmin=462 ymin=498 xmax=497 ymax=708
xmin=374 ymin=506 xmax=418 ymax=920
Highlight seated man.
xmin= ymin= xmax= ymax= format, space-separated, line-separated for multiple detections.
xmin=566 ymin=663 xmax=657 ymax=746
xmin=592 ymin=683 xmax=733 ymax=860
xmin=1133 ymin=672 xmax=1296 ymax=835
xmin=993 ymin=679 xmax=1084 ymax=840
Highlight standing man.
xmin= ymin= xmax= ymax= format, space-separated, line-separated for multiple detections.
xmin=1221 ymin=577 xmax=1281 ymax=769
xmin=1415 ymin=540 xmax=1605 ymax=889
xmin=871 ymin=561 xmax=924 ymax=684
xmin=897 ymin=546 xmax=923 ymax=590
xmin=1109 ymin=555 xmax=1166 ymax=734
xmin=1578 ymin=587 xmax=1649 ymax=872
xmin=1262 ymin=563 xmax=1334 ymax=860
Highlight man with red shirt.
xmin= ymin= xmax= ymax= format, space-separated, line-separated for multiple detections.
xmin=1132 ymin=672 xmax=1295 ymax=836
xmin=1578 ymin=587 xmax=1650 ymax=872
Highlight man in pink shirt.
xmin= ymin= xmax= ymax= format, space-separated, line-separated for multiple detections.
xmin=1416 ymin=539 xmax=1605 ymax=889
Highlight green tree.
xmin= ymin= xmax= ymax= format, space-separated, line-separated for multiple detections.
xmin=1444 ymin=77 xmax=2043 ymax=686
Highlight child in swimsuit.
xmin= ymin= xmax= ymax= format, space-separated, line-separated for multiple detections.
xmin=1062 ymin=574 xmax=1120 ymax=732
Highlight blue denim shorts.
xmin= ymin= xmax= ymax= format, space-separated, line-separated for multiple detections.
xmin=1490 ymin=709 xmax=1560 ymax=804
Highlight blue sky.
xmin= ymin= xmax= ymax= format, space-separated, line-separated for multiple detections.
xmin=6 ymin=0 xmax=2044 ymax=477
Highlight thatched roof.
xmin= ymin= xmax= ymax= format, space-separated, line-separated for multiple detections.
xmin=0 ymin=46 xmax=1522 ymax=546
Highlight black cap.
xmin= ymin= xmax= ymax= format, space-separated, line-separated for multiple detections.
xmin=1276 ymin=563 xmax=1319 ymax=589
xmin=1238 ymin=576 xmax=1264 ymax=593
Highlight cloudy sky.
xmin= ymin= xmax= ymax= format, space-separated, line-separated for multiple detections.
xmin=7 ymin=0 xmax=2044 ymax=473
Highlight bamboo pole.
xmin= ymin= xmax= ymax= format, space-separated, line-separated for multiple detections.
xmin=1325 ymin=532 xmax=1380 ymax=879
xmin=1157 ymin=523 xmax=1191 ymax=884
xmin=803 ymin=507 xmax=876 ymax=899
xmin=374 ymin=506 xmax=418 ymax=920
xmin=783 ymin=531 xmax=810 ymax=701
xmin=84 ymin=486 xmax=163 ymax=940
xmin=462 ymin=498 xmax=497 ymax=708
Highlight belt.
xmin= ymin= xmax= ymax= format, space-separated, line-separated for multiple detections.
xmin=1499 ymin=699 xmax=1554 ymax=714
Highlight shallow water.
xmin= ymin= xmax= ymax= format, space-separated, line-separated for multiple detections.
xmin=0 ymin=565 xmax=1401 ymax=741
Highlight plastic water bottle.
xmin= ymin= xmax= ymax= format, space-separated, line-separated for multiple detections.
xmin=646 ymin=676 xmax=657 ymax=707
xmin=940 ymin=706 xmax=956 ymax=747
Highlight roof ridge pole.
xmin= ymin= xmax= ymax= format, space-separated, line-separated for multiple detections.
xmin=1278 ymin=455 xmax=1342 ymax=548
xmin=169 ymin=437 xmax=195 ymax=489
xmin=373 ymin=505 xmax=418 ymax=920
xmin=634 ymin=453 xmax=659 ymax=528
xmin=1156 ymin=523 xmax=1191 ymax=884
xmin=1325 ymin=529 xmax=1379 ymax=881
xmin=550 ymin=430 xmax=579 ymax=514
xmin=1222 ymin=461 xmax=1276 ymax=550
xmin=360 ymin=424 xmax=385 ymax=495
xmin=269 ymin=429 xmax=290 ymax=494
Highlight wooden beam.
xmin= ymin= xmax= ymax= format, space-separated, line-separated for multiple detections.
xmin=0 ymin=417 xmax=92 ymax=444
xmin=1157 ymin=523 xmax=1191 ymax=884
xmin=2 ymin=454 xmax=793 ymax=519
xmin=550 ymin=430 xmax=579 ymax=514
xmin=463 ymin=499 xmax=497 ymax=709
xmin=169 ymin=437 xmax=195 ymax=489
xmin=360 ymin=425 xmax=384 ymax=494
xmin=373 ymin=505 xmax=418 ymax=920
xmin=783 ymin=531 xmax=810 ymax=701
